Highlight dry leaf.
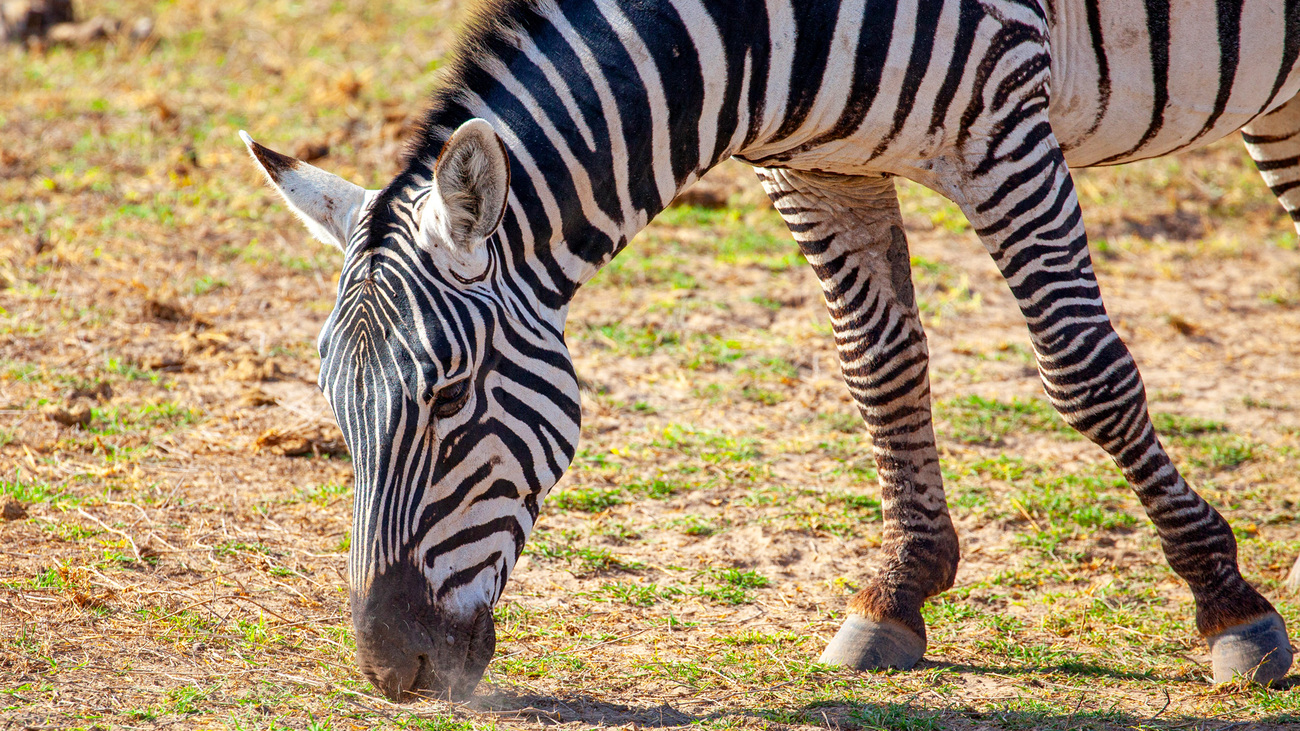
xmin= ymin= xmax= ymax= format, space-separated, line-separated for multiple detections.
xmin=43 ymin=403 xmax=91 ymax=427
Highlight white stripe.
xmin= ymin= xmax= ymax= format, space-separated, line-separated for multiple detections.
xmin=668 ymin=0 xmax=729 ymax=171
xmin=758 ymin=0 xmax=795 ymax=142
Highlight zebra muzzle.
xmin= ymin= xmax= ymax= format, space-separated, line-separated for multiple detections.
xmin=351 ymin=566 xmax=497 ymax=701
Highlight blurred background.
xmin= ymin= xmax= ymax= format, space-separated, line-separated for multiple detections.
xmin=1 ymin=1 xmax=1298 ymax=728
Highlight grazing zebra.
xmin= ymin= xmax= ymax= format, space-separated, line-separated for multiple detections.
xmin=242 ymin=0 xmax=1299 ymax=700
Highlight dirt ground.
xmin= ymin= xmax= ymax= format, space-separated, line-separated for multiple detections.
xmin=2 ymin=1 xmax=1299 ymax=729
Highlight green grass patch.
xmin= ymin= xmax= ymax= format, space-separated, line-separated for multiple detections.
xmin=0 ymin=478 xmax=78 ymax=506
xmin=938 ymin=395 xmax=1076 ymax=445
xmin=582 ymin=581 xmax=684 ymax=607
xmin=696 ymin=568 xmax=769 ymax=605
xmin=550 ymin=486 xmax=624 ymax=512
xmin=86 ymin=401 xmax=201 ymax=436
xmin=652 ymin=424 xmax=760 ymax=463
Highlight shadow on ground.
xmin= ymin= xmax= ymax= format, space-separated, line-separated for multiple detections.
xmin=469 ymin=670 xmax=1300 ymax=730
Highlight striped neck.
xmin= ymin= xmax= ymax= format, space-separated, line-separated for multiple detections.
xmin=386 ymin=0 xmax=762 ymax=320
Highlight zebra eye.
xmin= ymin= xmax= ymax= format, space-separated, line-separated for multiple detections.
xmin=432 ymin=378 xmax=471 ymax=418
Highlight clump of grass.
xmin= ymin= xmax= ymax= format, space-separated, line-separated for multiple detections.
xmin=652 ymin=424 xmax=761 ymax=463
xmin=549 ymin=486 xmax=625 ymax=512
xmin=696 ymin=568 xmax=770 ymax=605
xmin=86 ymin=401 xmax=202 ymax=436
xmin=1 ymin=478 xmax=78 ymax=506
xmin=526 ymin=533 xmax=644 ymax=573
xmin=669 ymin=514 xmax=721 ymax=537
xmin=1151 ymin=411 xmax=1225 ymax=437
xmin=294 ymin=481 xmax=350 ymax=507
xmin=582 ymin=581 xmax=684 ymax=607
xmin=938 ymin=395 xmax=1076 ymax=445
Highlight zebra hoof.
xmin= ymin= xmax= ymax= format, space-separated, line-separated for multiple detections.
xmin=819 ymin=614 xmax=925 ymax=671
xmin=1208 ymin=612 xmax=1293 ymax=686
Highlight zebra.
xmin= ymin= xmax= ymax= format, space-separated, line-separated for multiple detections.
xmin=241 ymin=0 xmax=1300 ymax=700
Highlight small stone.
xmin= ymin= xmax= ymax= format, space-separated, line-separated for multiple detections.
xmin=127 ymin=16 xmax=151 ymax=42
xmin=142 ymin=298 xmax=189 ymax=323
xmin=141 ymin=352 xmax=185 ymax=372
xmin=2 ymin=500 xmax=27 ymax=520
xmin=45 ymin=15 xmax=116 ymax=45
xmin=254 ymin=425 xmax=348 ymax=458
xmin=293 ymin=140 xmax=329 ymax=163
xmin=228 ymin=357 xmax=286 ymax=382
xmin=43 ymin=403 xmax=91 ymax=427
xmin=255 ymin=429 xmax=312 ymax=457
xmin=239 ymin=387 xmax=277 ymax=408
xmin=227 ymin=357 xmax=262 ymax=382
xmin=69 ymin=381 xmax=112 ymax=402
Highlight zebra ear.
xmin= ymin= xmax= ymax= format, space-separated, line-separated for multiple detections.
xmin=240 ymin=131 xmax=374 ymax=251
xmin=420 ymin=119 xmax=510 ymax=254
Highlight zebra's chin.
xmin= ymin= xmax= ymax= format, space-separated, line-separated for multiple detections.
xmin=350 ymin=560 xmax=496 ymax=701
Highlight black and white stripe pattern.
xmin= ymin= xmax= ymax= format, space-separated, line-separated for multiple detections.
xmin=249 ymin=0 xmax=1300 ymax=694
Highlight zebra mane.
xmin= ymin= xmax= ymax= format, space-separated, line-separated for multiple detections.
xmin=404 ymin=0 xmax=541 ymax=166
xmin=358 ymin=0 xmax=540 ymax=257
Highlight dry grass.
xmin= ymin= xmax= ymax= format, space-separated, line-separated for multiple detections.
xmin=2 ymin=1 xmax=1299 ymax=729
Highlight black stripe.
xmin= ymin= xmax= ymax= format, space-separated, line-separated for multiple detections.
xmin=1097 ymin=0 xmax=1171 ymax=163
xmin=1061 ymin=0 xmax=1112 ymax=152
xmin=437 ymin=550 xmax=507 ymax=600
xmin=1259 ymin=0 xmax=1300 ymax=115
xmin=929 ymin=0 xmax=983 ymax=134
xmin=769 ymin=0 xmax=842 ymax=144
xmin=622 ymin=0 xmax=705 ymax=188
xmin=871 ymin=0 xmax=944 ymax=159
xmin=1253 ymin=154 xmax=1300 ymax=172
xmin=802 ymin=0 xmax=902 ymax=150
xmin=1243 ymin=127 xmax=1300 ymax=145
xmin=1188 ymin=0 xmax=1243 ymax=146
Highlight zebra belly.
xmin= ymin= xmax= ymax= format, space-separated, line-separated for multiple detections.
xmin=1049 ymin=0 xmax=1300 ymax=167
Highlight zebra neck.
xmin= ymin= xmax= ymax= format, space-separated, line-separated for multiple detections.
xmin=407 ymin=0 xmax=759 ymax=314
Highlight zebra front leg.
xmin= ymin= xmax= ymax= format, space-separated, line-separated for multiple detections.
xmin=758 ymin=167 xmax=960 ymax=671
xmin=950 ymin=134 xmax=1293 ymax=685
xmin=1244 ymin=92 xmax=1300 ymax=233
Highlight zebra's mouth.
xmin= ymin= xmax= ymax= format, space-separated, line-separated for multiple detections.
xmin=356 ymin=611 xmax=495 ymax=702
xmin=351 ymin=562 xmax=497 ymax=702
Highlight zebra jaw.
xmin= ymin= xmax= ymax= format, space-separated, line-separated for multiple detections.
xmin=238 ymin=130 xmax=377 ymax=251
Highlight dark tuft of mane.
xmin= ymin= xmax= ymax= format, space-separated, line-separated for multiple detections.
xmin=364 ymin=0 xmax=539 ymax=255
xmin=403 ymin=0 xmax=541 ymax=166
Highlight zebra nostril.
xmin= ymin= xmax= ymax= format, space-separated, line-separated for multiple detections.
xmin=411 ymin=653 xmax=430 ymax=692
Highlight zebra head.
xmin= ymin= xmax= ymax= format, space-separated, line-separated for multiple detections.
xmin=241 ymin=120 xmax=581 ymax=700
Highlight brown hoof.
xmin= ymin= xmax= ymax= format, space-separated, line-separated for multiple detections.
xmin=1208 ymin=612 xmax=1293 ymax=686
xmin=819 ymin=615 xmax=925 ymax=671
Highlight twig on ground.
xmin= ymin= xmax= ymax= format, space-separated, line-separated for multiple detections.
xmin=76 ymin=508 xmax=140 ymax=560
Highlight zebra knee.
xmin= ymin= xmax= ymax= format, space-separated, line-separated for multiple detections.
xmin=1048 ymin=382 xmax=1151 ymax=453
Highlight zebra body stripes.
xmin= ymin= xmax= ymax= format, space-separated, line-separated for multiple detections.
xmin=242 ymin=0 xmax=1300 ymax=699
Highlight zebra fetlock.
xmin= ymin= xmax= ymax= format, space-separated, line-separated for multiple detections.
xmin=243 ymin=0 xmax=1299 ymax=699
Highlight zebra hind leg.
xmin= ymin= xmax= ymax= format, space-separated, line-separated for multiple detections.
xmin=1244 ymin=92 xmax=1300 ymax=234
xmin=758 ymin=167 xmax=959 ymax=672
xmin=951 ymin=126 xmax=1293 ymax=685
